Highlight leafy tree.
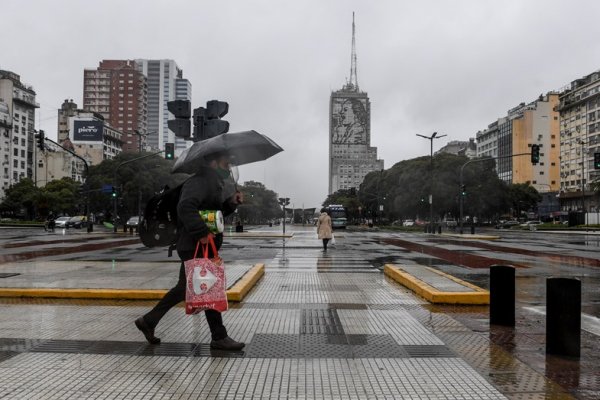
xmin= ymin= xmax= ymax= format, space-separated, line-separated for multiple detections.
xmin=355 ymin=154 xmax=514 ymax=223
xmin=0 ymin=178 xmax=40 ymax=219
xmin=85 ymin=152 xmax=188 ymax=221
xmin=236 ymin=181 xmax=280 ymax=224
xmin=39 ymin=178 xmax=82 ymax=217
xmin=506 ymin=183 xmax=541 ymax=218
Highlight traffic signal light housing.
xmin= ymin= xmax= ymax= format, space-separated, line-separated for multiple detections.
xmin=594 ymin=152 xmax=600 ymax=169
xmin=111 ymin=186 xmax=117 ymax=198
xmin=35 ymin=130 xmax=45 ymax=151
xmin=531 ymin=144 xmax=540 ymax=164
xmin=461 ymin=185 xmax=466 ymax=196
xmin=193 ymin=100 xmax=229 ymax=141
xmin=165 ymin=142 xmax=174 ymax=160
xmin=167 ymin=100 xmax=191 ymax=139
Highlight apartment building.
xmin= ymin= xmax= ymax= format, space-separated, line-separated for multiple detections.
xmin=0 ymin=70 xmax=39 ymax=200
xmin=83 ymin=60 xmax=147 ymax=153
xmin=476 ymin=93 xmax=560 ymax=192
xmin=557 ymin=70 xmax=600 ymax=212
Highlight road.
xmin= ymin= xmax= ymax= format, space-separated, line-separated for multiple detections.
xmin=1 ymin=224 xmax=599 ymax=398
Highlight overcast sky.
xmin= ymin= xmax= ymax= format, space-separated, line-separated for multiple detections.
xmin=3 ymin=0 xmax=600 ymax=208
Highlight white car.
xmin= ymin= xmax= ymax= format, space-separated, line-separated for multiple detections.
xmin=403 ymin=219 xmax=415 ymax=227
xmin=54 ymin=216 xmax=71 ymax=228
xmin=520 ymin=220 xmax=542 ymax=228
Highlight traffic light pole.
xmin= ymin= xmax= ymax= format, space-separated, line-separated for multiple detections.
xmin=459 ymin=152 xmax=530 ymax=234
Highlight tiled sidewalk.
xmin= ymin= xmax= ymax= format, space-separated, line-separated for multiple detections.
xmin=0 ymin=235 xmax=570 ymax=399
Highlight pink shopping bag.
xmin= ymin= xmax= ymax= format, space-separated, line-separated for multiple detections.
xmin=184 ymin=236 xmax=228 ymax=314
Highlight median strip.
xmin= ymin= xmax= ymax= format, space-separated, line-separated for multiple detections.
xmin=0 ymin=263 xmax=265 ymax=302
xmin=384 ymin=264 xmax=489 ymax=305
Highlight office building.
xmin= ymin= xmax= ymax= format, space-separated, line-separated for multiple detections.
xmin=135 ymin=59 xmax=191 ymax=155
xmin=329 ymin=14 xmax=383 ymax=194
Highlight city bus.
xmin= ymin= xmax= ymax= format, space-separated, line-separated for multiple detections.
xmin=325 ymin=204 xmax=347 ymax=229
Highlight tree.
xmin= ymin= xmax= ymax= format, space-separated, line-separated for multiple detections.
xmin=356 ymin=154 xmax=513 ymax=223
xmin=85 ymin=152 xmax=188 ymax=220
xmin=236 ymin=181 xmax=280 ymax=224
xmin=0 ymin=178 xmax=40 ymax=219
xmin=507 ymin=183 xmax=541 ymax=218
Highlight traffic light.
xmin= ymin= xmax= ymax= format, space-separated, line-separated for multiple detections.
xmin=165 ymin=142 xmax=174 ymax=160
xmin=167 ymin=100 xmax=191 ymax=139
xmin=461 ymin=185 xmax=466 ymax=196
xmin=531 ymin=144 xmax=540 ymax=164
xmin=35 ymin=130 xmax=45 ymax=151
xmin=111 ymin=186 xmax=117 ymax=198
xmin=594 ymin=152 xmax=600 ymax=169
xmin=278 ymin=197 xmax=290 ymax=206
xmin=193 ymin=100 xmax=229 ymax=141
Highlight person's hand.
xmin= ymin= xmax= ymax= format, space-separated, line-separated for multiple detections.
xmin=199 ymin=233 xmax=214 ymax=244
xmin=231 ymin=191 xmax=244 ymax=205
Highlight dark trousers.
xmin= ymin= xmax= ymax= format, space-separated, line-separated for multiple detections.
xmin=322 ymin=238 xmax=330 ymax=250
xmin=142 ymin=252 xmax=227 ymax=341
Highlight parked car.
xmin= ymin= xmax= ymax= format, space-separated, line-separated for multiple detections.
xmin=520 ymin=220 xmax=542 ymax=228
xmin=54 ymin=216 xmax=71 ymax=228
xmin=495 ymin=220 xmax=519 ymax=229
xmin=126 ymin=216 xmax=140 ymax=229
xmin=443 ymin=218 xmax=457 ymax=228
xmin=66 ymin=216 xmax=86 ymax=229
xmin=402 ymin=219 xmax=415 ymax=227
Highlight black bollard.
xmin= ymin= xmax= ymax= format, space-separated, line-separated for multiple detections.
xmin=471 ymin=225 xmax=475 ymax=234
xmin=546 ymin=277 xmax=581 ymax=358
xmin=490 ymin=265 xmax=515 ymax=326
xmin=438 ymin=225 xmax=442 ymax=234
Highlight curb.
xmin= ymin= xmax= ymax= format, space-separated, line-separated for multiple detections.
xmin=0 ymin=263 xmax=265 ymax=302
xmin=440 ymin=233 xmax=500 ymax=240
xmin=384 ymin=264 xmax=489 ymax=305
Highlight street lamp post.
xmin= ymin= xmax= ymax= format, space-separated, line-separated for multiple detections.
xmin=416 ymin=132 xmax=447 ymax=233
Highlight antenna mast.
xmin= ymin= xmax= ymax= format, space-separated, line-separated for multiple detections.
xmin=349 ymin=12 xmax=359 ymax=91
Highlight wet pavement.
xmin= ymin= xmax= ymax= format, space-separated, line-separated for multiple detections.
xmin=0 ymin=225 xmax=599 ymax=399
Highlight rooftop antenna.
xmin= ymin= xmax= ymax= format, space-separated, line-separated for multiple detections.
xmin=349 ymin=12 xmax=359 ymax=91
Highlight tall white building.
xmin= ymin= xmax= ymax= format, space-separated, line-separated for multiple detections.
xmin=0 ymin=70 xmax=39 ymax=200
xmin=328 ymin=14 xmax=383 ymax=194
xmin=135 ymin=59 xmax=191 ymax=155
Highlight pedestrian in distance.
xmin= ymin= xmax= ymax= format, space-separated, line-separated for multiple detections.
xmin=317 ymin=208 xmax=333 ymax=251
xmin=135 ymin=151 xmax=245 ymax=351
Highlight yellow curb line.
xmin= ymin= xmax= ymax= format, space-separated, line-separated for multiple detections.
xmin=226 ymin=263 xmax=265 ymax=302
xmin=384 ymin=264 xmax=489 ymax=305
xmin=0 ymin=264 xmax=265 ymax=302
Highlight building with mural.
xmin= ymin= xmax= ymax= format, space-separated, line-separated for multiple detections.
xmin=328 ymin=14 xmax=383 ymax=194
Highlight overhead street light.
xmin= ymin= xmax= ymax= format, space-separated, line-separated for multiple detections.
xmin=416 ymin=132 xmax=447 ymax=233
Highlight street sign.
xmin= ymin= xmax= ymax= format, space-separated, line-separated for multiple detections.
xmin=102 ymin=184 xmax=113 ymax=194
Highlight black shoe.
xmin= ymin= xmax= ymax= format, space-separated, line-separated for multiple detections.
xmin=135 ymin=317 xmax=161 ymax=345
xmin=210 ymin=337 xmax=245 ymax=351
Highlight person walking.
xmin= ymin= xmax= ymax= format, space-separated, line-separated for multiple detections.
xmin=317 ymin=208 xmax=333 ymax=251
xmin=135 ymin=151 xmax=245 ymax=351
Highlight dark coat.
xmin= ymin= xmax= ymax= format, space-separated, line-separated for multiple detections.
xmin=176 ymin=167 xmax=237 ymax=258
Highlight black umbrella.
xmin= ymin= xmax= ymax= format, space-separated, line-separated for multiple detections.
xmin=172 ymin=130 xmax=284 ymax=174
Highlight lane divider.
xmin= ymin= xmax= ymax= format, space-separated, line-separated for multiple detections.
xmin=384 ymin=264 xmax=489 ymax=305
xmin=0 ymin=264 xmax=265 ymax=303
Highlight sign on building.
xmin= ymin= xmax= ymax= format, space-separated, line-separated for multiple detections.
xmin=73 ymin=120 xmax=103 ymax=142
